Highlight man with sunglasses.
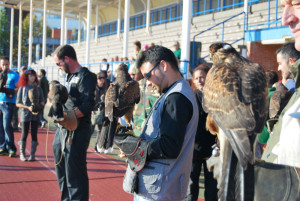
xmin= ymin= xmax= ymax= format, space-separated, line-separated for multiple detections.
xmin=52 ymin=45 xmax=96 ymax=201
xmin=122 ymin=45 xmax=199 ymax=200
xmin=0 ymin=56 xmax=20 ymax=157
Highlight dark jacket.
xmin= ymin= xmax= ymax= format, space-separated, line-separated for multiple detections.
xmin=39 ymin=76 xmax=49 ymax=101
xmin=193 ymin=89 xmax=217 ymax=159
xmin=65 ymin=67 xmax=97 ymax=127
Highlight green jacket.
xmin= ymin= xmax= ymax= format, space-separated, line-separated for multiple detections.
xmin=262 ymin=58 xmax=300 ymax=162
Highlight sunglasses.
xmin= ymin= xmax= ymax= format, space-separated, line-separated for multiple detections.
xmin=98 ymin=77 xmax=105 ymax=79
xmin=56 ymin=58 xmax=64 ymax=66
xmin=144 ymin=62 xmax=160 ymax=80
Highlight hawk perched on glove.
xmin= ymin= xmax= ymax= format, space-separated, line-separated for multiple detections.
xmin=97 ymin=63 xmax=140 ymax=153
xmin=0 ymin=68 xmax=9 ymax=92
xmin=28 ymin=85 xmax=43 ymax=115
xmin=47 ymin=80 xmax=69 ymax=121
xmin=203 ymin=42 xmax=268 ymax=200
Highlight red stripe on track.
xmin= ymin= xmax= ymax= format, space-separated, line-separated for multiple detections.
xmin=0 ymin=128 xmax=133 ymax=201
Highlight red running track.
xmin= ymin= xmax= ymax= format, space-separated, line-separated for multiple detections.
xmin=0 ymin=128 xmax=133 ymax=201
xmin=0 ymin=128 xmax=204 ymax=201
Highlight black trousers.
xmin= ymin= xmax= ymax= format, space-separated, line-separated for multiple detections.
xmin=53 ymin=125 xmax=92 ymax=201
xmin=185 ymin=158 xmax=218 ymax=201
xmin=21 ymin=121 xmax=39 ymax=142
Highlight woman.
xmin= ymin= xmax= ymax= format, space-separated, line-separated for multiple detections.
xmin=92 ymin=71 xmax=109 ymax=152
xmin=186 ymin=64 xmax=218 ymax=201
xmin=16 ymin=69 xmax=45 ymax=161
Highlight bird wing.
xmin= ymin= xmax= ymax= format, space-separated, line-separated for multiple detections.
xmin=105 ymin=83 xmax=118 ymax=121
xmin=113 ymin=80 xmax=140 ymax=118
xmin=239 ymin=62 xmax=268 ymax=133
xmin=269 ymin=83 xmax=293 ymax=119
xmin=203 ymin=62 xmax=258 ymax=167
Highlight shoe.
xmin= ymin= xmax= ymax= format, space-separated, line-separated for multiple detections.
xmin=41 ymin=121 xmax=47 ymax=128
xmin=9 ymin=150 xmax=17 ymax=157
xmin=0 ymin=149 xmax=8 ymax=156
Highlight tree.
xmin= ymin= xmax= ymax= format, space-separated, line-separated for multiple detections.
xmin=0 ymin=8 xmax=10 ymax=57
xmin=13 ymin=13 xmax=52 ymax=66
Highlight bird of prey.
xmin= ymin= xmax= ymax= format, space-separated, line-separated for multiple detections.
xmin=28 ymin=85 xmax=43 ymax=115
xmin=48 ymin=80 xmax=69 ymax=121
xmin=269 ymin=82 xmax=293 ymax=119
xmin=203 ymin=42 xmax=268 ymax=201
xmin=0 ymin=68 xmax=9 ymax=92
xmin=97 ymin=63 xmax=140 ymax=153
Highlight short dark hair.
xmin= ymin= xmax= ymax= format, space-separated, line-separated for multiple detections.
xmin=0 ymin=56 xmax=9 ymax=62
xmin=40 ymin=69 xmax=46 ymax=76
xmin=134 ymin=41 xmax=141 ymax=49
xmin=265 ymin=70 xmax=279 ymax=87
xmin=137 ymin=45 xmax=179 ymax=72
xmin=193 ymin=64 xmax=210 ymax=76
xmin=276 ymin=42 xmax=300 ymax=61
xmin=54 ymin=45 xmax=77 ymax=61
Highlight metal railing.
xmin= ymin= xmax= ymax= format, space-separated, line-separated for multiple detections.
xmin=69 ymin=0 xmax=275 ymax=44
xmin=192 ymin=11 xmax=246 ymax=66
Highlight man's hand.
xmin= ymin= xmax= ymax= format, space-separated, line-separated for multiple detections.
xmin=54 ymin=110 xmax=78 ymax=131
xmin=118 ymin=148 xmax=126 ymax=158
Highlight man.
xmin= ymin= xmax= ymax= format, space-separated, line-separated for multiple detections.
xmin=0 ymin=56 xmax=20 ymax=157
xmin=185 ymin=64 xmax=218 ymax=201
xmin=276 ymin=42 xmax=299 ymax=92
xmin=173 ymin=41 xmax=181 ymax=61
xmin=132 ymin=41 xmax=142 ymax=79
xmin=52 ymin=45 xmax=96 ymax=201
xmin=122 ymin=45 xmax=199 ymax=200
xmin=262 ymin=0 xmax=300 ymax=168
xmin=38 ymin=69 xmax=49 ymax=128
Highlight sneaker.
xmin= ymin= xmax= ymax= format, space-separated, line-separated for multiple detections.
xmin=9 ymin=150 xmax=17 ymax=157
xmin=0 ymin=149 xmax=9 ymax=156
xmin=41 ymin=121 xmax=47 ymax=128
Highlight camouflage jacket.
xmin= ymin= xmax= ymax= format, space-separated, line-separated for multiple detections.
xmin=133 ymin=79 xmax=159 ymax=136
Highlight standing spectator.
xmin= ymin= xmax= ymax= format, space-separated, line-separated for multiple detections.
xmin=16 ymin=69 xmax=45 ymax=161
xmin=276 ymin=42 xmax=300 ymax=92
xmin=100 ymin=58 xmax=110 ymax=74
xmin=173 ymin=41 xmax=181 ymax=61
xmin=262 ymin=2 xmax=300 ymax=168
xmin=12 ymin=70 xmax=20 ymax=132
xmin=38 ymin=69 xmax=49 ymax=128
xmin=185 ymin=64 xmax=218 ymax=201
xmin=92 ymin=71 xmax=108 ymax=152
xmin=122 ymin=45 xmax=199 ymax=200
xmin=52 ymin=45 xmax=96 ymax=201
xmin=132 ymin=41 xmax=142 ymax=78
xmin=0 ymin=56 xmax=20 ymax=157
xmin=13 ymin=66 xmax=28 ymax=131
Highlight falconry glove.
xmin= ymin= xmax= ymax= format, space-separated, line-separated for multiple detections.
xmin=55 ymin=110 xmax=78 ymax=131
xmin=114 ymin=127 xmax=150 ymax=172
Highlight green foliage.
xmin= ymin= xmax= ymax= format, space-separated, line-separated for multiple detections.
xmin=0 ymin=8 xmax=10 ymax=57
xmin=13 ymin=13 xmax=52 ymax=66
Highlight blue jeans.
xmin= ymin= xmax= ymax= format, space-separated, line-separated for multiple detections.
xmin=0 ymin=103 xmax=16 ymax=152
xmin=134 ymin=194 xmax=152 ymax=201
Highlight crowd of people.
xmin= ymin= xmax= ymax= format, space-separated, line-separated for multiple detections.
xmin=0 ymin=4 xmax=299 ymax=199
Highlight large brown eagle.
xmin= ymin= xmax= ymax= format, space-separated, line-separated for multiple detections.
xmin=97 ymin=63 xmax=140 ymax=153
xmin=203 ymin=43 xmax=268 ymax=201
